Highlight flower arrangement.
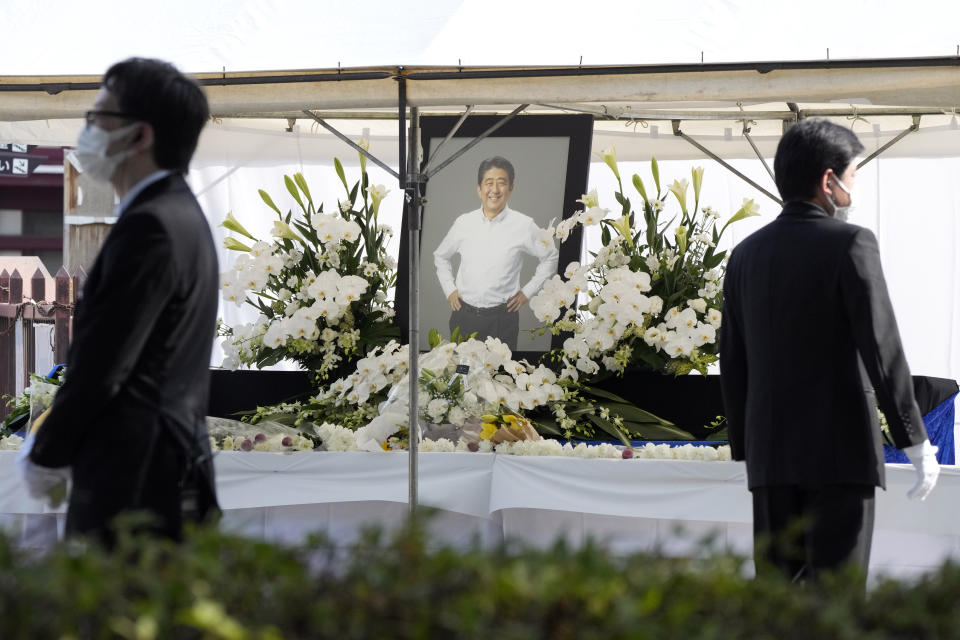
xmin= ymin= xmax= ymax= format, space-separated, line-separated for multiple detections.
xmin=478 ymin=411 xmax=543 ymax=444
xmin=531 ymin=151 xmax=759 ymax=376
xmin=218 ymin=156 xmax=399 ymax=382
xmin=310 ymin=419 xmax=731 ymax=461
xmin=254 ymin=331 xmax=569 ymax=439
xmin=1 ymin=366 xmax=65 ymax=437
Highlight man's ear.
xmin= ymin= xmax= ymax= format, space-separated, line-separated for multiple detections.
xmin=133 ymin=122 xmax=155 ymax=151
xmin=820 ymin=168 xmax=836 ymax=197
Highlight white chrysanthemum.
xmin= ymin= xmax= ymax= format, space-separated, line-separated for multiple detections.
xmin=648 ymin=296 xmax=664 ymax=316
xmin=426 ymin=398 xmax=447 ymax=422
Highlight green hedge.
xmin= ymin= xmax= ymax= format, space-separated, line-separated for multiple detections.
xmin=1 ymin=518 xmax=960 ymax=639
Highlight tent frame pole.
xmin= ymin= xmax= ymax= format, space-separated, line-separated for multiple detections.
xmin=424 ymin=104 xmax=529 ymax=179
xmin=671 ymin=120 xmax=783 ymax=206
xmin=302 ymin=110 xmax=400 ymax=180
xmin=424 ymin=105 xmax=475 ymax=170
xmin=398 ymin=78 xmax=423 ymax=516
xmin=857 ymin=115 xmax=921 ymax=169
xmin=741 ymin=121 xmax=776 ymax=183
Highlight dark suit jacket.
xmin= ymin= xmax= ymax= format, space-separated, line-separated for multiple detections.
xmin=720 ymin=200 xmax=927 ymax=490
xmin=30 ymin=173 xmax=220 ymax=540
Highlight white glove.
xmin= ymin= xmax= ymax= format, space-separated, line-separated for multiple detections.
xmin=15 ymin=433 xmax=71 ymax=508
xmin=903 ymin=440 xmax=939 ymax=501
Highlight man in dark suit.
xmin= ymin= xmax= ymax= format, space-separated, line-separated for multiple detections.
xmin=20 ymin=58 xmax=220 ymax=545
xmin=720 ymin=119 xmax=939 ymax=582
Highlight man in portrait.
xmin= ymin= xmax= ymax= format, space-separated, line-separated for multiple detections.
xmin=433 ymin=156 xmax=558 ymax=351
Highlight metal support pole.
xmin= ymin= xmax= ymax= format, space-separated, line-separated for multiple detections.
xmin=405 ymin=100 xmax=423 ymax=516
xmin=857 ymin=115 xmax=921 ymax=169
xmin=741 ymin=121 xmax=776 ymax=183
xmin=301 ymin=109 xmax=400 ymax=180
xmin=425 ymin=104 xmax=529 ymax=180
xmin=672 ymin=120 xmax=783 ymax=206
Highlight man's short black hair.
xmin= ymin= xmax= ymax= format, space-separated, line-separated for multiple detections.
xmin=477 ymin=156 xmax=515 ymax=186
xmin=103 ymin=58 xmax=209 ymax=172
xmin=773 ymin=119 xmax=864 ymax=202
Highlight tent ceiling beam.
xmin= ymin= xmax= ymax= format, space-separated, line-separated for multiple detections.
xmin=5 ymin=56 xmax=959 ymax=121
xmin=424 ymin=104 xmax=528 ymax=180
xmin=671 ymin=120 xmax=783 ymax=206
xmin=218 ymin=105 xmax=949 ymax=122
xmin=302 ymin=109 xmax=399 ymax=180
xmin=857 ymin=115 xmax=921 ymax=169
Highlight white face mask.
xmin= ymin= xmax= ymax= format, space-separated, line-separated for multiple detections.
xmin=67 ymin=122 xmax=139 ymax=183
xmin=827 ymin=179 xmax=855 ymax=222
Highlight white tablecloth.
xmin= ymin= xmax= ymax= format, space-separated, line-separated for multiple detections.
xmin=2 ymin=451 xmax=958 ymax=578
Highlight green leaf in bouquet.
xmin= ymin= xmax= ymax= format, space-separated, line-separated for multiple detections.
xmin=334 ymin=158 xmax=348 ymax=192
xmin=531 ymin=415 xmax=562 ymax=436
xmin=284 ymin=175 xmax=306 ymax=213
xmin=601 ymin=225 xmax=611 ymax=247
xmin=291 ymin=220 xmax=315 ymax=243
xmin=665 ymin=359 xmax=697 ymax=376
xmin=258 ymin=189 xmax=282 ymax=216
xmin=704 ymin=250 xmax=726 ymax=270
xmin=623 ymin=420 xmax=696 ymax=441
xmin=428 ymin=329 xmax=443 ymax=349
xmin=585 ymin=413 xmax=630 ymax=446
xmin=581 ymin=386 xmax=674 ymax=426
xmin=293 ymin=172 xmax=313 ymax=206
xmin=256 ymin=350 xmax=285 ymax=369
xmin=705 ymin=427 xmax=729 ymax=441
xmin=349 ymin=182 xmax=360 ymax=208
xmin=631 ymin=343 xmax=666 ymax=373
xmin=605 ymin=402 xmax=674 ymax=427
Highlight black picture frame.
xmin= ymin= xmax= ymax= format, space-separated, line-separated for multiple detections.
xmin=396 ymin=114 xmax=593 ymax=360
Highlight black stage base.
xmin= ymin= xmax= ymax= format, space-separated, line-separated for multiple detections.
xmin=208 ymin=368 xmax=957 ymax=439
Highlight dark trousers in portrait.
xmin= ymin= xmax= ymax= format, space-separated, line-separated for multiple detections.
xmin=751 ymin=484 xmax=875 ymax=584
xmin=450 ymin=300 xmax=519 ymax=351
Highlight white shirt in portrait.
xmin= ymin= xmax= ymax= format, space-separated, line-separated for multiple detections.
xmin=433 ymin=207 xmax=559 ymax=308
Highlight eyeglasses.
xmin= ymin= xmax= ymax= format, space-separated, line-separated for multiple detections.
xmin=84 ymin=110 xmax=135 ymax=126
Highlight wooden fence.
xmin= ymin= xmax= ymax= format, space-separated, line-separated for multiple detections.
xmin=0 ymin=265 xmax=83 ymax=419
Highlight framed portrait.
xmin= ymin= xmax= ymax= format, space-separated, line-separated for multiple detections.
xmin=397 ymin=114 xmax=593 ymax=359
